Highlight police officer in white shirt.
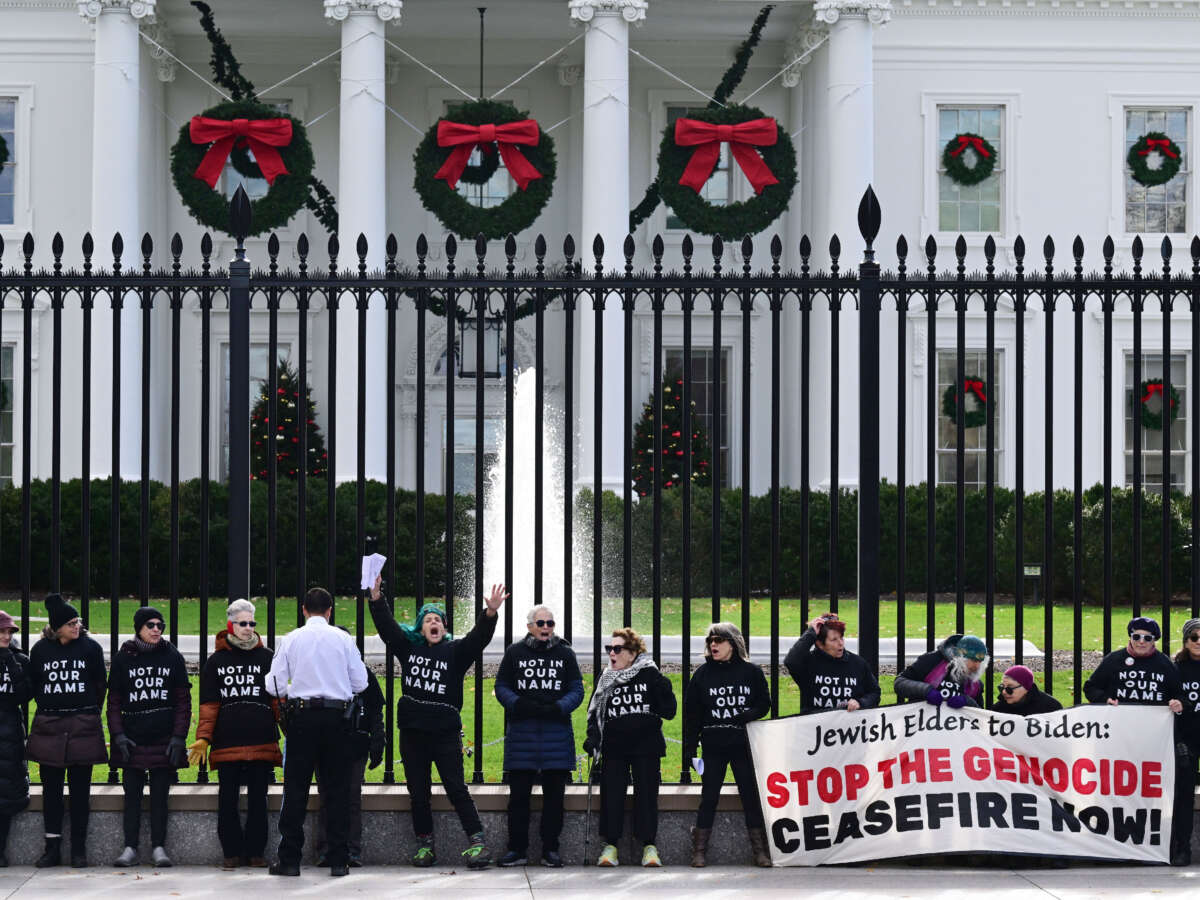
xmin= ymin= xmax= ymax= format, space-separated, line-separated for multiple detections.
xmin=266 ymin=587 xmax=368 ymax=877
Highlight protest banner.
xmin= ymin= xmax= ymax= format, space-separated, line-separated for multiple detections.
xmin=746 ymin=705 xmax=1174 ymax=865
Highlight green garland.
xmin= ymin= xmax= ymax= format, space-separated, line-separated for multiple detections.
xmin=655 ymin=103 xmax=795 ymax=238
xmin=305 ymin=175 xmax=339 ymax=235
xmin=1139 ymin=379 xmax=1181 ymax=431
xmin=0 ymin=132 xmax=7 ymax=176
xmin=941 ymin=380 xmax=992 ymax=429
xmin=413 ymin=99 xmax=556 ymax=239
xmin=942 ymin=133 xmax=997 ymax=187
xmin=170 ymin=99 xmax=314 ymax=237
xmin=1128 ymin=132 xmax=1183 ymax=187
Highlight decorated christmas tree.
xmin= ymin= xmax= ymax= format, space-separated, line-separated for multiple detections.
xmin=631 ymin=374 xmax=713 ymax=498
xmin=250 ymin=358 xmax=327 ymax=480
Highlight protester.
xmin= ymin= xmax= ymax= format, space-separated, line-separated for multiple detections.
xmin=191 ymin=599 xmax=282 ymax=869
xmin=990 ymin=664 xmax=1061 ymax=716
xmin=784 ymin=613 xmax=880 ymax=714
xmin=495 ymin=605 xmax=584 ymax=868
xmin=0 ymin=610 xmax=31 ymax=867
xmin=1172 ymin=617 xmax=1200 ymax=867
xmin=266 ymin=587 xmax=369 ymax=877
xmin=25 ymin=594 xmax=108 ymax=868
xmin=316 ymin=631 xmax=385 ymax=868
xmin=107 ymin=606 xmax=191 ymax=868
xmin=894 ymin=634 xmax=989 ymax=707
xmin=683 ymin=622 xmax=771 ymax=868
xmin=369 ymin=576 xmax=508 ymax=868
xmin=584 ymin=627 xmax=677 ymax=867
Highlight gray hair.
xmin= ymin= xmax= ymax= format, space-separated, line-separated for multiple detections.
xmin=526 ymin=605 xmax=556 ymax=626
xmin=226 ymin=598 xmax=255 ymax=622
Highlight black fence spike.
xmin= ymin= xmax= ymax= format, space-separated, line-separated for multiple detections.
xmin=82 ymin=232 xmax=94 ymax=261
xmin=1103 ymin=235 xmax=1115 ymax=263
xmin=201 ymin=233 xmax=213 ymax=269
xmin=652 ymin=234 xmax=664 ymax=263
xmin=592 ymin=234 xmax=604 ymax=271
xmin=623 ymin=233 xmax=635 ymax=263
xmin=799 ymin=234 xmax=811 ymax=260
xmin=1161 ymin=235 xmax=1172 ymax=263
xmin=1191 ymin=235 xmax=1200 ymax=267
xmin=416 ymin=233 xmax=428 ymax=259
xmin=356 ymin=233 xmax=369 ymax=263
xmin=267 ymin=232 xmax=280 ymax=261
xmin=1132 ymin=235 xmax=1144 ymax=262
xmin=954 ymin=234 xmax=967 ymax=264
xmin=506 ymin=233 xmax=518 ymax=261
xmin=51 ymin=232 xmax=64 ymax=264
xmin=171 ymin=232 xmax=183 ymax=263
xmin=386 ymin=233 xmax=398 ymax=261
xmin=829 ymin=234 xmax=841 ymax=263
xmin=1013 ymin=234 xmax=1025 ymax=263
xmin=111 ymin=232 xmax=123 ymax=265
xmin=328 ymin=233 xmax=339 ymax=274
xmin=1043 ymin=235 xmax=1055 ymax=264
xmin=563 ymin=234 xmax=575 ymax=262
xmin=141 ymin=232 xmax=153 ymax=264
xmin=229 ymin=184 xmax=252 ymax=243
xmin=1071 ymin=236 xmax=1083 ymax=266
xmin=446 ymin=233 xmax=458 ymax=264
xmin=475 ymin=233 xmax=487 ymax=264
xmin=296 ymin=232 xmax=308 ymax=260
xmin=770 ymin=234 xmax=782 ymax=264
xmin=712 ymin=234 xmax=724 ymax=263
xmin=857 ymin=184 xmax=881 ymax=251
xmin=923 ymin=235 xmax=936 ymax=265
xmin=682 ymin=233 xmax=694 ymax=262
xmin=983 ymin=235 xmax=995 ymax=263
xmin=741 ymin=234 xmax=753 ymax=264
xmin=896 ymin=234 xmax=908 ymax=262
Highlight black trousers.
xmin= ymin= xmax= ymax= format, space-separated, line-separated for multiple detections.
xmin=277 ymin=707 xmax=352 ymax=868
xmin=217 ymin=761 xmax=272 ymax=861
xmin=506 ymin=769 xmax=569 ymax=854
xmin=41 ymin=764 xmax=91 ymax=847
xmin=695 ymin=743 xmax=765 ymax=830
xmin=400 ymin=727 xmax=482 ymax=838
xmin=0 ymin=812 xmax=11 ymax=857
xmin=317 ymin=755 xmax=367 ymax=860
xmin=598 ymin=754 xmax=660 ymax=846
xmin=1172 ymin=743 xmax=1197 ymax=855
xmin=121 ymin=767 xmax=172 ymax=849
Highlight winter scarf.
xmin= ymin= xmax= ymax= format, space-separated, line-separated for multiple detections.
xmin=524 ymin=632 xmax=562 ymax=649
xmin=398 ymin=602 xmax=453 ymax=646
xmin=587 ymin=652 xmax=659 ymax=745
xmin=226 ymin=629 xmax=259 ymax=651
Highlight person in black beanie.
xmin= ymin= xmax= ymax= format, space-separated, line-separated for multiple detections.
xmin=25 ymin=593 xmax=107 ymax=868
xmin=1172 ymin=617 xmax=1200 ymax=866
xmin=683 ymin=622 xmax=772 ymax=868
xmin=0 ymin=610 xmax=31 ymax=868
xmin=495 ymin=605 xmax=584 ymax=868
xmin=990 ymin=665 xmax=1062 ymax=716
xmin=784 ymin=613 xmax=881 ymax=714
xmin=107 ymin=606 xmax=191 ymax=868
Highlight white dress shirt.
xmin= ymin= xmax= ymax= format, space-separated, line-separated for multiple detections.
xmin=266 ymin=615 xmax=369 ymax=701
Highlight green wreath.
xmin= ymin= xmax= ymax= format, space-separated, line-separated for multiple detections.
xmin=0 ymin=132 xmax=7 ymax=176
xmin=655 ymin=103 xmax=796 ymax=238
xmin=1127 ymin=132 xmax=1183 ymax=187
xmin=942 ymin=379 xmax=992 ymax=429
xmin=1138 ymin=379 xmax=1181 ymax=431
xmin=942 ymin=133 xmax=997 ymax=186
xmin=170 ymin=99 xmax=314 ymax=237
xmin=413 ymin=98 xmax=556 ymax=240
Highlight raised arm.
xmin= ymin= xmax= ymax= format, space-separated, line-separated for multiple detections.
xmin=368 ymin=576 xmax=409 ymax=654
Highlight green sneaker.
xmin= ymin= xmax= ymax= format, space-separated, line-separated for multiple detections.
xmin=596 ymin=844 xmax=619 ymax=867
xmin=462 ymin=836 xmax=491 ymax=870
xmin=412 ymin=836 xmax=436 ymax=868
xmin=641 ymin=844 xmax=662 ymax=867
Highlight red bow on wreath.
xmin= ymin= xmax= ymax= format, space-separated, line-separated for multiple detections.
xmin=674 ymin=117 xmax=780 ymax=195
xmin=434 ymin=120 xmax=543 ymax=191
xmin=1142 ymin=382 xmax=1177 ymax=407
xmin=949 ymin=135 xmax=992 ymax=159
xmin=963 ymin=379 xmax=987 ymax=404
xmin=189 ymin=116 xmax=293 ymax=188
xmin=1138 ymin=138 xmax=1179 ymax=160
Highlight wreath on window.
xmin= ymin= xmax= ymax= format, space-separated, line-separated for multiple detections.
xmin=170 ymin=99 xmax=315 ymax=237
xmin=942 ymin=378 xmax=992 ymax=429
xmin=413 ymin=98 xmax=556 ymax=239
xmin=1138 ymin=378 xmax=1181 ymax=431
xmin=1127 ymin=132 xmax=1183 ymax=187
xmin=655 ymin=103 xmax=796 ymax=238
xmin=0 ymin=132 xmax=7 ymax=176
xmin=941 ymin=133 xmax=997 ymax=187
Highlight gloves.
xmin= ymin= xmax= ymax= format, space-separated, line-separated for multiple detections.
xmin=514 ymin=696 xmax=540 ymax=718
xmin=582 ymin=736 xmax=596 ymax=756
xmin=112 ymin=733 xmax=136 ymax=763
xmin=925 ymin=688 xmax=944 ymax=706
xmin=186 ymin=738 xmax=209 ymax=768
xmin=946 ymin=694 xmax=969 ymax=709
xmin=537 ymin=700 xmax=561 ymax=719
xmin=167 ymin=736 xmax=188 ymax=769
xmin=369 ymin=742 xmax=384 ymax=770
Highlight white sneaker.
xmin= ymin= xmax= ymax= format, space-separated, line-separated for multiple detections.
xmin=113 ymin=846 xmax=138 ymax=867
xmin=151 ymin=846 xmax=172 ymax=868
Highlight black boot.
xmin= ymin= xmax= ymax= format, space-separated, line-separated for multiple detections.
xmin=0 ymin=814 xmax=11 ymax=867
xmin=35 ymin=837 xmax=62 ymax=868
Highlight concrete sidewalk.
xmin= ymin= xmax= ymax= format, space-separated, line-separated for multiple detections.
xmin=0 ymin=864 xmax=1197 ymax=898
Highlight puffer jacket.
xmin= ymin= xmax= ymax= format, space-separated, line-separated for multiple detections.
xmin=25 ymin=626 xmax=108 ymax=767
xmin=107 ymin=638 xmax=191 ymax=769
xmin=196 ymin=631 xmax=281 ymax=767
xmin=0 ymin=642 xmax=31 ymax=816
xmin=495 ymin=635 xmax=584 ymax=772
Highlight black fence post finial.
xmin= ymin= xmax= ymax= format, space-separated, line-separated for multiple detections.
xmin=857 ymin=185 xmax=881 ymax=263
xmin=230 ymin=184 xmax=252 ymax=262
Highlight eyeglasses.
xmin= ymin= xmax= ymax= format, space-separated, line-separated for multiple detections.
xmin=534 ymin=620 xmax=555 ymax=628
xmin=1130 ymin=633 xmax=1156 ymax=643
xmin=707 ymin=636 xmax=727 ymax=645
xmin=144 ymin=621 xmax=165 ymax=631
xmin=1188 ymin=633 xmax=1200 ymax=643
xmin=233 ymin=620 xmax=256 ymax=628
xmin=604 ymin=644 xmax=629 ymax=655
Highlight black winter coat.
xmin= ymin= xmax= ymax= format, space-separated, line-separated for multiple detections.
xmin=1175 ymin=654 xmax=1200 ymax=755
xmin=683 ymin=657 xmax=770 ymax=758
xmin=0 ymin=643 xmax=31 ymax=816
xmin=349 ymin=669 xmax=386 ymax=762
xmin=989 ymin=685 xmax=1063 ymax=716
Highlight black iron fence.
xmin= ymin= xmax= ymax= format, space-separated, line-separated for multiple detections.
xmin=2 ymin=187 xmax=1200 ymax=784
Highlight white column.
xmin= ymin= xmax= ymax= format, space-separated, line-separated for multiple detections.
xmin=325 ymin=0 xmax=399 ymax=482
xmin=79 ymin=0 xmax=155 ymax=479
xmin=569 ymin=0 xmax=646 ymax=495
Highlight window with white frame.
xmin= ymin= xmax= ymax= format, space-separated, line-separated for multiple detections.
xmin=1124 ymin=108 xmax=1190 ymax=234
xmin=665 ymin=106 xmax=730 ymax=230
xmin=1125 ymin=353 xmax=1187 ymax=493
xmin=220 ymin=343 xmax=278 ymax=481
xmin=223 ymin=100 xmax=292 ymax=202
xmin=445 ymin=100 xmax=516 ymax=209
xmin=444 ymin=416 xmax=501 ymax=495
xmin=937 ymin=106 xmax=1004 ymax=233
xmin=0 ymin=97 xmax=16 ymax=226
xmin=936 ymin=349 xmax=1004 ymax=489
xmin=0 ymin=344 xmax=12 ymax=487
xmin=665 ymin=348 xmax=729 ymax=488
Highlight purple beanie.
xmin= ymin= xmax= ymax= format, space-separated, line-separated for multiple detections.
xmin=1004 ymin=665 xmax=1035 ymax=692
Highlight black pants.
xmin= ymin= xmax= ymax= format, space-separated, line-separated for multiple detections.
xmin=277 ymin=707 xmax=352 ymax=868
xmin=121 ymin=767 xmax=172 ymax=849
xmin=0 ymin=812 xmax=11 ymax=857
xmin=599 ymin=754 xmax=660 ymax=846
xmin=41 ymin=764 xmax=91 ymax=848
xmin=695 ymin=743 xmax=764 ymax=830
xmin=217 ymin=761 xmax=272 ymax=861
xmin=506 ymin=769 xmax=569 ymax=854
xmin=401 ymin=727 xmax=482 ymax=838
xmin=317 ymin=755 xmax=367 ymax=860
xmin=1172 ymin=743 xmax=1197 ymax=856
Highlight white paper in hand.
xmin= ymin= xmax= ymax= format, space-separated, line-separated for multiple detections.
xmin=692 ymin=757 xmax=704 ymax=776
xmin=360 ymin=553 xmax=387 ymax=590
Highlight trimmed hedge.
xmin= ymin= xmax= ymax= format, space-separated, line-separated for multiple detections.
xmin=0 ymin=479 xmax=1192 ymax=604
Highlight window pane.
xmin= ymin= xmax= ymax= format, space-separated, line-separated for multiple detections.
xmin=936 ymin=348 xmax=1004 ymax=490
xmin=0 ymin=98 xmax=14 ymax=131
xmin=937 ymin=105 xmax=1003 ymax=233
xmin=1125 ymin=107 xmax=1189 ymax=233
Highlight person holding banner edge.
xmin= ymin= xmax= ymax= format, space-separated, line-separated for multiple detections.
xmin=1172 ymin=617 xmax=1200 ymax=866
xmin=894 ymin=634 xmax=989 ymax=707
xmin=784 ymin=613 xmax=880 ymax=714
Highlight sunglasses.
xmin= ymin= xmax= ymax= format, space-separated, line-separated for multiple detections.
xmin=604 ymin=644 xmax=629 ymax=655
xmin=233 ymin=620 xmax=256 ymax=628
xmin=1188 ymin=633 xmax=1200 ymax=643
xmin=144 ymin=621 xmax=165 ymax=631
xmin=999 ymin=685 xmax=1020 ymax=695
xmin=708 ymin=635 xmax=727 ymax=644
xmin=534 ymin=620 xmax=555 ymax=628
xmin=1130 ymin=633 xmax=1156 ymax=643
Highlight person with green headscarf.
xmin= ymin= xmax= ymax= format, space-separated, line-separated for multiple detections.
xmin=369 ymin=575 xmax=508 ymax=869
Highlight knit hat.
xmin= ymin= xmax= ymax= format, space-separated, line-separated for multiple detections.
xmin=0 ymin=610 xmax=18 ymax=633
xmin=1003 ymin=664 xmax=1035 ymax=692
xmin=1128 ymin=616 xmax=1160 ymax=640
xmin=398 ymin=602 xmax=453 ymax=646
xmin=133 ymin=606 xmax=165 ymax=633
xmin=1182 ymin=618 xmax=1200 ymax=643
xmin=956 ymin=635 xmax=989 ymax=662
xmin=45 ymin=593 xmax=80 ymax=631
